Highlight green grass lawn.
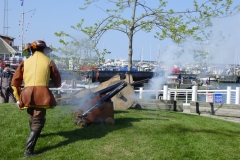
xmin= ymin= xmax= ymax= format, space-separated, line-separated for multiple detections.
xmin=0 ymin=103 xmax=240 ymax=160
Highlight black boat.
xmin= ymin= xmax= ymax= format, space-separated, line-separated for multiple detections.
xmin=86 ymin=70 xmax=156 ymax=83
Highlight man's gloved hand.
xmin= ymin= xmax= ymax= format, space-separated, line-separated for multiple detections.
xmin=12 ymin=86 xmax=24 ymax=110
xmin=11 ymin=86 xmax=20 ymax=101
xmin=16 ymin=101 xmax=21 ymax=109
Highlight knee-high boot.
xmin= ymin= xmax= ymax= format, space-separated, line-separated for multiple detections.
xmin=24 ymin=130 xmax=41 ymax=157
xmin=29 ymin=120 xmax=32 ymax=130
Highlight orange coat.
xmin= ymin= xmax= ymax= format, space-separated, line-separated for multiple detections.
xmin=11 ymin=51 xmax=61 ymax=109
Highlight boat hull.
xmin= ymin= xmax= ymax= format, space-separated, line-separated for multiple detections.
xmin=88 ymin=70 xmax=155 ymax=83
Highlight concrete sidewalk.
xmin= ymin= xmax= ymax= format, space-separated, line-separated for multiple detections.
xmin=183 ymin=109 xmax=240 ymax=124
xmin=136 ymin=99 xmax=240 ymax=124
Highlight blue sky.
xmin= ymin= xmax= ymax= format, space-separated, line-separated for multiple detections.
xmin=0 ymin=0 xmax=240 ymax=62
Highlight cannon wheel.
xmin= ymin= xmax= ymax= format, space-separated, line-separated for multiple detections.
xmin=108 ymin=80 xmax=135 ymax=110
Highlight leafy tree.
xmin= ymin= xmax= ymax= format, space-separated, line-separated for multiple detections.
xmin=54 ymin=34 xmax=110 ymax=69
xmin=53 ymin=33 xmax=97 ymax=70
xmin=58 ymin=0 xmax=240 ymax=71
xmin=22 ymin=50 xmax=30 ymax=58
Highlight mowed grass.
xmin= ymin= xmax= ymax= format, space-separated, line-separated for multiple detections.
xmin=1 ymin=103 xmax=240 ymax=160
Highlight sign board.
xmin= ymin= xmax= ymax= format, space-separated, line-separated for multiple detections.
xmin=214 ymin=93 xmax=222 ymax=103
xmin=206 ymin=93 xmax=213 ymax=102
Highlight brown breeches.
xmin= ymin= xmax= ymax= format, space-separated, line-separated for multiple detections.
xmin=27 ymin=107 xmax=46 ymax=131
xmin=0 ymin=88 xmax=16 ymax=103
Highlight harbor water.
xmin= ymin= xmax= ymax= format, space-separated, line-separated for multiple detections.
xmin=198 ymin=81 xmax=240 ymax=103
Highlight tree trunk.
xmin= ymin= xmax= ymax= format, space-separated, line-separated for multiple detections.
xmin=128 ymin=0 xmax=137 ymax=71
xmin=128 ymin=34 xmax=133 ymax=71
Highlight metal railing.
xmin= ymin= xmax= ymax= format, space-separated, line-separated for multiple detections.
xmin=49 ymin=85 xmax=240 ymax=106
xmin=135 ymin=86 xmax=240 ymax=105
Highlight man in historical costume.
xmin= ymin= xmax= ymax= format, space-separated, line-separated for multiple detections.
xmin=0 ymin=64 xmax=16 ymax=103
xmin=11 ymin=40 xmax=61 ymax=157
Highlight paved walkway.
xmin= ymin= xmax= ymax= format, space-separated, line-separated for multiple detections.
xmin=199 ymin=114 xmax=240 ymax=123
xmin=182 ymin=109 xmax=240 ymax=124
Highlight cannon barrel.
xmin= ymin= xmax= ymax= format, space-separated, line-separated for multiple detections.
xmin=94 ymin=81 xmax=126 ymax=96
xmin=78 ymin=81 xmax=127 ymax=118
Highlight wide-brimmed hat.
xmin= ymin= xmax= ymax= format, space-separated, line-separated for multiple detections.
xmin=23 ymin=40 xmax=52 ymax=53
xmin=31 ymin=40 xmax=47 ymax=49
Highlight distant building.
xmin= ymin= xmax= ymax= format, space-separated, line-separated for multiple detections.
xmin=0 ymin=35 xmax=24 ymax=69
xmin=0 ymin=34 xmax=18 ymax=58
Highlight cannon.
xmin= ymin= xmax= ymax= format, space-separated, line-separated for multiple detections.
xmin=57 ymin=73 xmax=148 ymax=127
xmin=73 ymin=81 xmax=127 ymax=127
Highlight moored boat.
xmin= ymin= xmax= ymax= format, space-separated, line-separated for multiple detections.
xmin=87 ymin=70 xmax=156 ymax=83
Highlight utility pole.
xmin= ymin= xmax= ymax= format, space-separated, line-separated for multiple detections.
xmin=20 ymin=2 xmax=24 ymax=54
xmin=3 ymin=0 xmax=9 ymax=35
xmin=19 ymin=0 xmax=36 ymax=55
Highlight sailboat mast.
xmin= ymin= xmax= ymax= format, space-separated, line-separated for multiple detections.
xmin=157 ymin=44 xmax=160 ymax=64
xmin=150 ymin=43 xmax=151 ymax=63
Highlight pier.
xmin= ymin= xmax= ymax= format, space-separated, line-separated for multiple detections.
xmin=201 ymin=74 xmax=240 ymax=83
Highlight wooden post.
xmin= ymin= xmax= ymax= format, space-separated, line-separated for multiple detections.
xmin=173 ymin=100 xmax=176 ymax=111
xmin=196 ymin=102 xmax=200 ymax=115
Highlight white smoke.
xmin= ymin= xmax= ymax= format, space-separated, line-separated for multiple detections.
xmin=207 ymin=14 xmax=240 ymax=64
xmin=146 ymin=14 xmax=240 ymax=96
